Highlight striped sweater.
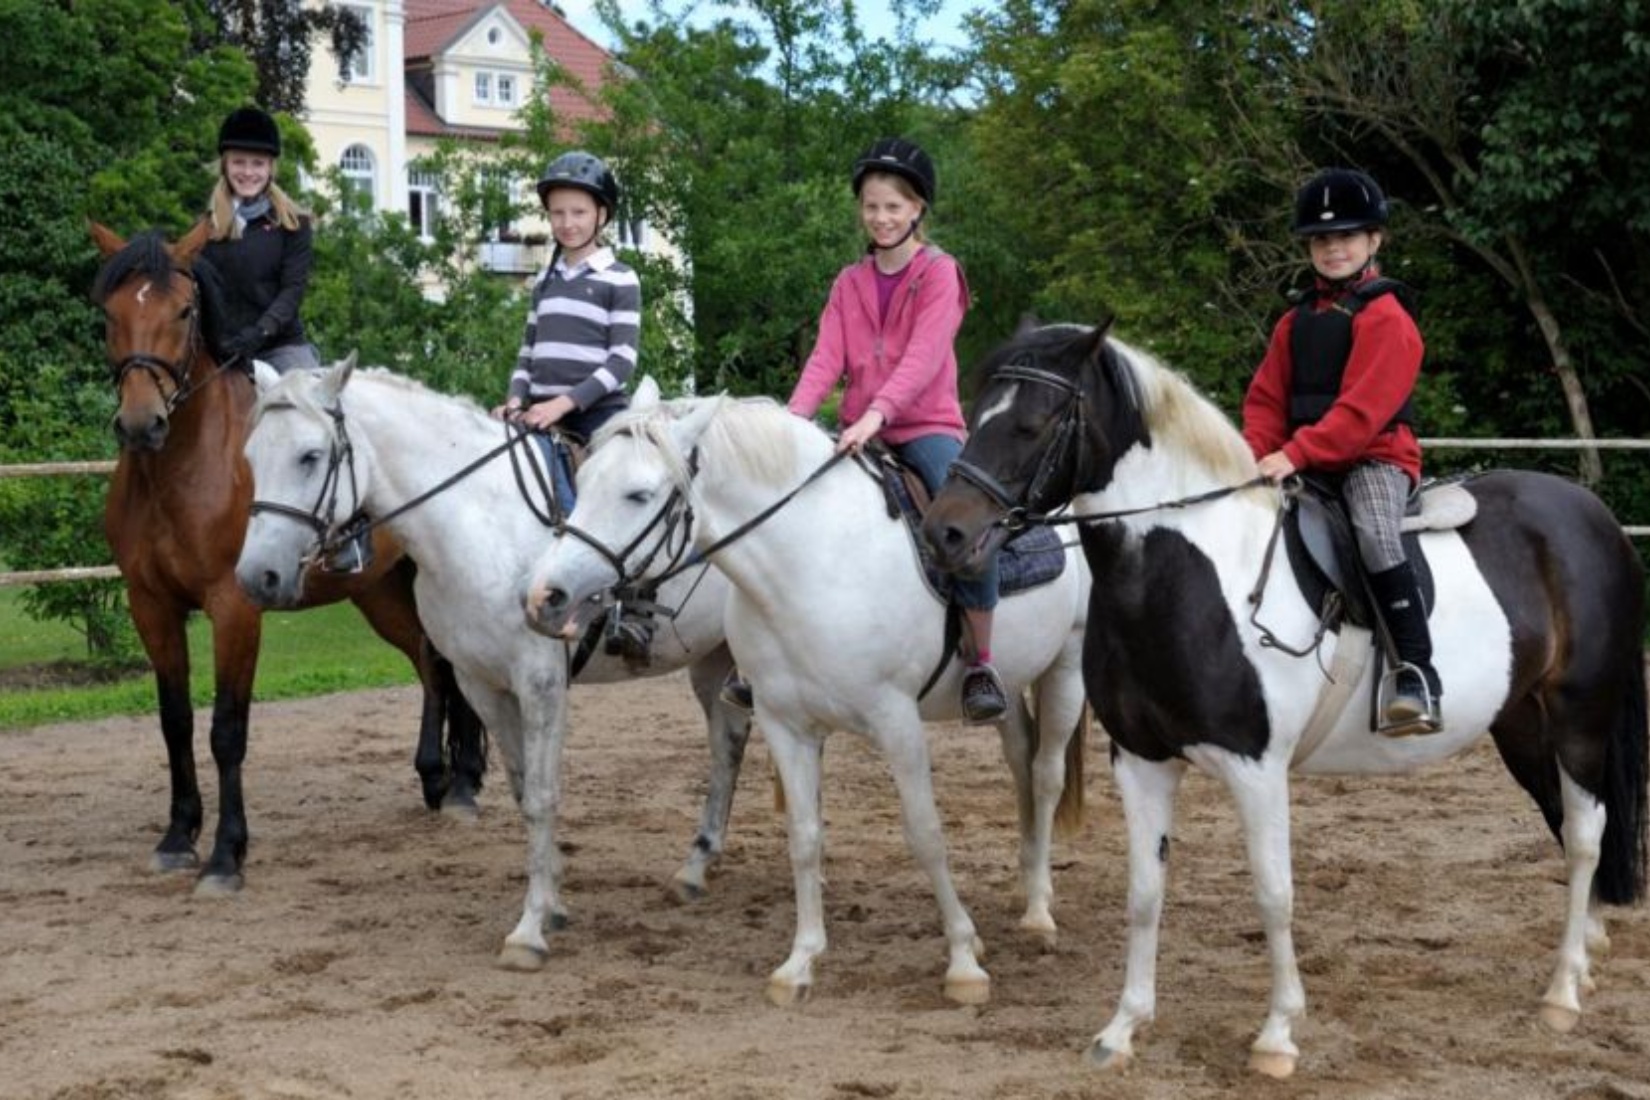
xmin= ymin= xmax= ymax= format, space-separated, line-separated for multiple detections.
xmin=509 ymin=246 xmax=641 ymax=413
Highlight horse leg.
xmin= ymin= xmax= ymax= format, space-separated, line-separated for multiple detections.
xmin=1089 ymin=751 xmax=1185 ymax=1072
xmin=195 ymin=592 xmax=262 ymax=896
xmin=761 ymin=719 xmax=828 ymax=1005
xmin=1013 ymin=664 xmax=1089 ymax=948
xmin=1539 ymin=769 xmax=1607 ymax=1032
xmin=128 ymin=591 xmax=202 ymax=873
xmin=440 ymin=654 xmax=488 ymax=814
xmin=1220 ymin=757 xmax=1305 ymax=1078
xmin=497 ymin=677 xmax=571 ymax=971
xmin=877 ymin=711 xmax=990 ymax=1005
xmin=676 ymin=645 xmax=754 ymax=900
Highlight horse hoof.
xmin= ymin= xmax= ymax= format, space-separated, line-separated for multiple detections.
xmin=1018 ymin=917 xmax=1059 ymax=952
xmin=1539 ymin=1002 xmax=1581 ymax=1034
xmin=766 ymin=979 xmax=811 ymax=1007
xmin=671 ymin=875 xmax=707 ymax=903
xmin=193 ymin=872 xmax=244 ymax=898
xmin=944 ymin=975 xmax=991 ymax=1006
xmin=440 ymin=796 xmax=480 ymax=823
xmin=1247 ymin=1049 xmax=1297 ymax=1079
xmin=496 ymin=943 xmax=548 ymax=972
xmin=150 ymin=850 xmax=199 ymax=874
xmin=1086 ymin=1042 xmax=1132 ymax=1072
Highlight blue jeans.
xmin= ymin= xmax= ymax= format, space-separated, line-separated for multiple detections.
xmin=895 ymin=434 xmax=999 ymax=611
xmin=530 ymin=434 xmax=576 ymax=512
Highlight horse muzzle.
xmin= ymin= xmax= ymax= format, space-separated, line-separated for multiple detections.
xmin=235 ymin=554 xmax=303 ymax=610
xmin=523 ymin=582 xmax=591 ymax=642
xmin=111 ymin=408 xmax=169 ymax=453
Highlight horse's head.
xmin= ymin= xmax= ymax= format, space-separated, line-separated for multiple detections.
xmin=236 ymin=354 xmax=367 ymax=608
xmin=524 ymin=390 xmax=721 ymax=638
xmin=91 ymin=220 xmax=215 ymax=452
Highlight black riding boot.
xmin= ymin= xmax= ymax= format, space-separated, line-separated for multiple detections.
xmin=1367 ymin=562 xmax=1443 ymax=731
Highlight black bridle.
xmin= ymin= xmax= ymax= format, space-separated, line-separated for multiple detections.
xmin=107 ymin=267 xmax=228 ymax=414
xmin=947 ymin=362 xmax=1090 ymax=533
xmin=247 ymin=402 xmax=374 ymax=573
xmin=948 ymin=358 xmax=1269 ymax=531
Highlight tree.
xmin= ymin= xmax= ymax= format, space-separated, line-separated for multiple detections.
xmin=196 ymin=0 xmax=366 ymax=116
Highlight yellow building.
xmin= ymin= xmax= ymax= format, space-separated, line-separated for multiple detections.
xmin=301 ymin=0 xmax=625 ymax=280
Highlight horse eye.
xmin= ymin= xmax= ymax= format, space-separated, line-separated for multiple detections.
xmin=299 ymin=450 xmax=323 ymax=470
xmin=625 ymin=489 xmax=652 ymax=505
xmin=179 ymin=304 xmax=195 ymax=321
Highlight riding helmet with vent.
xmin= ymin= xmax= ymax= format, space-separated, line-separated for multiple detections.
xmin=1291 ymin=168 xmax=1388 ymax=236
xmin=218 ymin=107 xmax=282 ymax=157
xmin=852 ymin=138 xmax=937 ymax=207
xmin=536 ymin=151 xmax=621 ymax=214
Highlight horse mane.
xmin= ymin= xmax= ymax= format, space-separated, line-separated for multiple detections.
xmin=253 ymin=364 xmax=493 ymax=430
xmin=976 ymin=322 xmax=1256 ymax=485
xmin=596 ymin=396 xmax=815 ymax=494
xmin=1104 ymin=338 xmax=1258 ymax=485
xmin=90 ymin=229 xmax=176 ymax=304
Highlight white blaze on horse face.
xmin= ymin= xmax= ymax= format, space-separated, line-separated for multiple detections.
xmin=136 ymin=281 xmax=151 ymax=306
xmin=973 ymin=384 xmax=1018 ymax=430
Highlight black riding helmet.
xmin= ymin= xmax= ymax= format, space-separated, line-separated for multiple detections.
xmin=219 ymin=107 xmax=281 ymax=157
xmin=536 ymin=151 xmax=621 ymax=216
xmin=1292 ymin=168 xmax=1388 ymax=236
xmin=851 ymin=138 xmax=937 ymax=207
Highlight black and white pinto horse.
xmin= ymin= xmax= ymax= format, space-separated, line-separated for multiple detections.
xmin=921 ymin=321 xmax=1647 ymax=1077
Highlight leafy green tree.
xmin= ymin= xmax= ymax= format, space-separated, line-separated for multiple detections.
xmin=196 ymin=0 xmax=367 ymax=115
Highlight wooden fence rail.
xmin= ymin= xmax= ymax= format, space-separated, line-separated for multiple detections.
xmin=2 ymin=440 xmax=1647 ymax=586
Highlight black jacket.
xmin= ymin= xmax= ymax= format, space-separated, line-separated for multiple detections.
xmin=201 ymin=212 xmax=313 ymax=352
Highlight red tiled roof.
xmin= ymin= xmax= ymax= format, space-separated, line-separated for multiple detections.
xmin=401 ymin=1 xmax=612 ymax=126
xmin=405 ymin=85 xmax=503 ymax=141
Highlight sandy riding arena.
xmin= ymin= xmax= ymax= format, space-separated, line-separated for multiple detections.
xmin=2 ymin=672 xmax=1648 ymax=1100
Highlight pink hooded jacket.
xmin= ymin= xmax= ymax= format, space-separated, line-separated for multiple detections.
xmin=787 ymin=245 xmax=970 ymax=445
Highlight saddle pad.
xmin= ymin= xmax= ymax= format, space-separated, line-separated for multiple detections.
xmin=883 ymin=466 xmax=1068 ymax=601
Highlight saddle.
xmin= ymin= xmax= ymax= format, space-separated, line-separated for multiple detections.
xmin=1282 ymin=473 xmax=1475 ymax=631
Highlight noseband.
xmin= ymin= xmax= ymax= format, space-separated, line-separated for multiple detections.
xmin=947 ymin=362 xmax=1087 ymax=531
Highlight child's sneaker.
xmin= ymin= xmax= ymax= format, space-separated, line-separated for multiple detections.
xmin=960 ymin=663 xmax=1008 ymax=725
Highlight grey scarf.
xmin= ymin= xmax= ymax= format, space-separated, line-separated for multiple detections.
xmin=233 ymin=194 xmax=272 ymax=235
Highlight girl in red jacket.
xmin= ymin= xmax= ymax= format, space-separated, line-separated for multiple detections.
xmin=780 ymin=138 xmax=1006 ymax=724
xmin=1242 ymin=168 xmax=1440 ymax=733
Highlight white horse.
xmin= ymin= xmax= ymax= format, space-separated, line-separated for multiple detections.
xmin=234 ymin=357 xmax=753 ymax=967
xmin=922 ymin=322 xmax=1649 ymax=1075
xmin=521 ymin=391 xmax=1092 ymax=1005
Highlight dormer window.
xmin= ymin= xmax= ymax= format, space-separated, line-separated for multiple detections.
xmin=474 ymin=70 xmax=519 ymax=108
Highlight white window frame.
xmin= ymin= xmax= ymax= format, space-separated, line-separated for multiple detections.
xmin=496 ymin=74 xmax=517 ymax=107
xmin=340 ymin=144 xmax=377 ymax=208
xmin=474 ymin=71 xmax=492 ymax=104
xmin=407 ymin=166 xmax=441 ymax=240
xmin=341 ymin=4 xmax=376 ymax=83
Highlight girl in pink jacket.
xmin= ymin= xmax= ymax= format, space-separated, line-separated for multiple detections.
xmin=785 ymin=137 xmax=1006 ymax=725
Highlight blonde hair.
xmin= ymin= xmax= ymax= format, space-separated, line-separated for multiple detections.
xmin=208 ymin=165 xmax=307 ymax=241
xmin=858 ymin=169 xmax=928 ymax=243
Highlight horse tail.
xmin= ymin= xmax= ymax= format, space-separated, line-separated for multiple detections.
xmin=1595 ymin=659 xmax=1648 ymax=906
xmin=1053 ymin=702 xmax=1088 ymax=839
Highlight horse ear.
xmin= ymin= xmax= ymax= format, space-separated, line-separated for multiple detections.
xmin=669 ymin=395 xmax=724 ymax=453
xmin=89 ymin=221 xmax=126 ymax=258
xmin=173 ymin=219 xmax=212 ymax=265
xmin=1083 ymin=315 xmax=1115 ymax=359
xmin=632 ymin=375 xmax=661 ymax=411
xmin=320 ymin=352 xmax=358 ymax=405
xmin=252 ymin=360 xmax=282 ymax=394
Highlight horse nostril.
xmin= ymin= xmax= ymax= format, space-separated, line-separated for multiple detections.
xmin=259 ymin=569 xmax=280 ymax=594
xmin=545 ymin=588 xmax=570 ymax=612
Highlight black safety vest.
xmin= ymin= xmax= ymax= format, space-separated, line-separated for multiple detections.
xmin=1287 ymin=277 xmax=1417 ymax=430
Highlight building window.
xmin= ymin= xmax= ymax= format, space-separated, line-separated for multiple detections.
xmin=341 ymin=5 xmax=375 ymax=82
xmin=497 ymin=74 xmax=517 ymax=107
xmin=474 ymin=72 xmax=492 ymax=104
xmin=615 ymin=214 xmax=651 ymax=252
xmin=340 ymin=144 xmax=376 ymax=207
xmin=408 ymin=167 xmax=440 ymax=239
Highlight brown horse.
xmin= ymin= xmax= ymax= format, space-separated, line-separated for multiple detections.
xmin=90 ymin=220 xmax=484 ymax=895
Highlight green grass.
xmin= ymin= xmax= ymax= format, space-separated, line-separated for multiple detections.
xmin=0 ymin=588 xmax=419 ymax=729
